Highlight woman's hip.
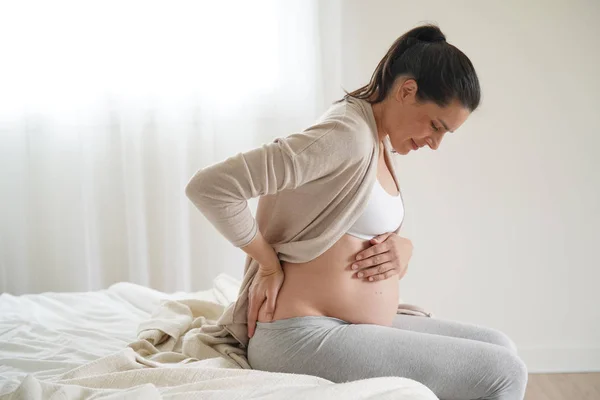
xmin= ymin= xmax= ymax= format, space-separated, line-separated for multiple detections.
xmin=247 ymin=315 xmax=347 ymax=373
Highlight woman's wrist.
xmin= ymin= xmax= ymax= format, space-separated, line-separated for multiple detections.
xmin=259 ymin=257 xmax=282 ymax=271
xmin=258 ymin=263 xmax=282 ymax=275
xmin=241 ymin=230 xmax=281 ymax=271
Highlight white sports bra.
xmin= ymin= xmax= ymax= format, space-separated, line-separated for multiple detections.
xmin=346 ymin=178 xmax=404 ymax=240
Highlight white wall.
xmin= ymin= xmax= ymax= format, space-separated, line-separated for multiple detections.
xmin=337 ymin=0 xmax=600 ymax=372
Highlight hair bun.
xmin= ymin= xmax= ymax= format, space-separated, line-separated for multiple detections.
xmin=411 ymin=24 xmax=446 ymax=43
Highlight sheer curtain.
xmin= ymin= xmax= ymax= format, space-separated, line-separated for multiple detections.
xmin=0 ymin=0 xmax=343 ymax=294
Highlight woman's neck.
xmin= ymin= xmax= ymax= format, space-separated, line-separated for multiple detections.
xmin=370 ymin=100 xmax=389 ymax=144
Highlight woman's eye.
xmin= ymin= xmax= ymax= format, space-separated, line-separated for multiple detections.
xmin=431 ymin=122 xmax=439 ymax=132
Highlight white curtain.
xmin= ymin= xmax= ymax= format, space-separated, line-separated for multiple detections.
xmin=0 ymin=0 xmax=343 ymax=294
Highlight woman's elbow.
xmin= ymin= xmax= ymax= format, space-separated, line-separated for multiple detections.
xmin=185 ymin=172 xmax=205 ymax=202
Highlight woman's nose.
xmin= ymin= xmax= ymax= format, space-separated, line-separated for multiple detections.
xmin=425 ymin=137 xmax=438 ymax=150
xmin=426 ymin=132 xmax=446 ymax=150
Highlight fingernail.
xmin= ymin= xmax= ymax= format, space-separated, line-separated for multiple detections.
xmin=356 ymin=255 xmax=363 ymax=260
xmin=352 ymin=264 xmax=358 ymax=270
xmin=369 ymin=277 xmax=374 ymax=281
xmin=358 ymin=272 xmax=364 ymax=278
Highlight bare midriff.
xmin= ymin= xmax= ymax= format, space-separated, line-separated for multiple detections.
xmin=257 ymin=233 xmax=400 ymax=327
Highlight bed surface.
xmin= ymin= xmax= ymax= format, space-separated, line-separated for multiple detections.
xmin=0 ymin=282 xmax=181 ymax=395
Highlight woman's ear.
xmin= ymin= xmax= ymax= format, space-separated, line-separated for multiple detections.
xmin=395 ymin=78 xmax=418 ymax=104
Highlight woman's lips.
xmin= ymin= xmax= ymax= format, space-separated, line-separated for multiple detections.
xmin=411 ymin=139 xmax=418 ymax=150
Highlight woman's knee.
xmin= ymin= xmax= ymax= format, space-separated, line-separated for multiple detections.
xmin=481 ymin=327 xmax=519 ymax=353
xmin=506 ymin=350 xmax=529 ymax=397
xmin=486 ymin=346 xmax=529 ymax=398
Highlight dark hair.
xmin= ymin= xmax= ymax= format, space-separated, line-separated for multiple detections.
xmin=343 ymin=24 xmax=480 ymax=111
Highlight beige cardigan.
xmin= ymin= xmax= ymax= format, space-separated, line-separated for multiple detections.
xmin=186 ymin=97 xmax=431 ymax=356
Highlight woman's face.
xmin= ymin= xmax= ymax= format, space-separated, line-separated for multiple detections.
xmin=374 ymin=78 xmax=471 ymax=154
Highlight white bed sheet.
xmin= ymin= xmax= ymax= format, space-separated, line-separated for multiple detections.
xmin=0 ymin=281 xmax=224 ymax=395
xmin=0 ymin=276 xmax=437 ymax=399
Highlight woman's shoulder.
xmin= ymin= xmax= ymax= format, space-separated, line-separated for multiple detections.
xmin=288 ymin=97 xmax=376 ymax=162
xmin=316 ymin=97 xmax=374 ymax=133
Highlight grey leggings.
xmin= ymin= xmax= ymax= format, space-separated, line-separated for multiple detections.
xmin=248 ymin=314 xmax=528 ymax=400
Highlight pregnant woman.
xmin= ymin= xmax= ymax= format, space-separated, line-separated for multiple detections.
xmin=186 ymin=25 xmax=528 ymax=400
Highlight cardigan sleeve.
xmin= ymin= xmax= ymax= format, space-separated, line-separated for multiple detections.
xmin=185 ymin=116 xmax=370 ymax=248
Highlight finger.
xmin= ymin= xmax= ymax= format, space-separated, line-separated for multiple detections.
xmin=353 ymin=252 xmax=393 ymax=274
xmin=354 ymin=242 xmax=390 ymax=263
xmin=264 ymin=290 xmax=278 ymax=321
xmin=366 ymin=266 xmax=398 ymax=282
xmin=246 ymin=294 xmax=263 ymax=338
xmin=356 ymin=262 xmax=394 ymax=279
xmin=370 ymin=232 xmax=393 ymax=245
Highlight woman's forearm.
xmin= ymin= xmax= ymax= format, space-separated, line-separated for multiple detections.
xmin=241 ymin=230 xmax=281 ymax=273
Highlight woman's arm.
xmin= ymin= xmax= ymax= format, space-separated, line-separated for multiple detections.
xmin=240 ymin=229 xmax=281 ymax=272
xmin=185 ymin=141 xmax=300 ymax=249
xmin=186 ymin=134 xmax=334 ymax=272
xmin=185 ymin=110 xmax=370 ymax=261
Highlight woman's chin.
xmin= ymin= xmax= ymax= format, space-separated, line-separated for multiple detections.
xmin=388 ymin=140 xmax=410 ymax=155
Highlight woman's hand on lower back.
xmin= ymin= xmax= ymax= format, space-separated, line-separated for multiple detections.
xmin=247 ymin=265 xmax=285 ymax=338
xmin=240 ymin=231 xmax=285 ymax=338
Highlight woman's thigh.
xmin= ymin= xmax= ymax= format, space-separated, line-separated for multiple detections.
xmin=392 ymin=314 xmax=518 ymax=353
xmin=248 ymin=316 xmax=528 ymax=400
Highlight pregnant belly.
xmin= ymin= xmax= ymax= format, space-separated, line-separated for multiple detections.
xmin=258 ymin=234 xmax=400 ymax=326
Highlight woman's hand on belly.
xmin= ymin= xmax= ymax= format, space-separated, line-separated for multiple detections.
xmin=351 ymin=232 xmax=413 ymax=282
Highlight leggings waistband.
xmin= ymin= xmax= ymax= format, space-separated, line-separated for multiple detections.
xmin=256 ymin=315 xmax=348 ymax=330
